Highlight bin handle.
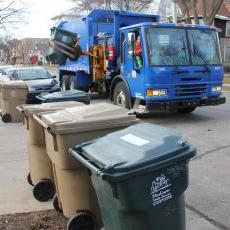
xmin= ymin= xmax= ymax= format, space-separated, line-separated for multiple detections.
xmin=69 ymin=147 xmax=101 ymax=175
xmin=33 ymin=114 xmax=49 ymax=130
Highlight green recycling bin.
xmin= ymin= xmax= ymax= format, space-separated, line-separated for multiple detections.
xmin=36 ymin=90 xmax=90 ymax=104
xmin=51 ymin=27 xmax=78 ymax=46
xmin=70 ymin=123 xmax=196 ymax=230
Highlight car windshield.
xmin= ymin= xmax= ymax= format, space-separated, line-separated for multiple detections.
xmin=19 ymin=68 xmax=52 ymax=81
xmin=0 ymin=69 xmax=7 ymax=75
xmin=146 ymin=28 xmax=190 ymax=66
xmin=188 ymin=29 xmax=221 ymax=65
xmin=0 ymin=66 xmax=12 ymax=75
xmin=146 ymin=27 xmax=222 ymax=66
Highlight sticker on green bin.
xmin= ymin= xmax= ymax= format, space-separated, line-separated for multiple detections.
xmin=151 ymin=174 xmax=172 ymax=207
xmin=120 ymin=134 xmax=149 ymax=146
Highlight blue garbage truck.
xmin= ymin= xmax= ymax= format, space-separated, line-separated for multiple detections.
xmin=47 ymin=9 xmax=226 ymax=113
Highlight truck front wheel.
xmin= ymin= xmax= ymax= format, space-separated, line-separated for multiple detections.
xmin=113 ymin=81 xmax=132 ymax=109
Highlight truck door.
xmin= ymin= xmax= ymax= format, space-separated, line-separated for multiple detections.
xmin=121 ymin=29 xmax=145 ymax=100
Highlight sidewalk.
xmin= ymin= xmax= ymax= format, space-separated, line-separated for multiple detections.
xmin=0 ymin=122 xmax=51 ymax=215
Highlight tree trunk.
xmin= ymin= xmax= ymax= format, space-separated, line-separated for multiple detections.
xmin=203 ymin=0 xmax=224 ymax=25
xmin=192 ymin=0 xmax=199 ymax=24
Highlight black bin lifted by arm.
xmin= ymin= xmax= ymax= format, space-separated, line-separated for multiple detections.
xmin=70 ymin=123 xmax=196 ymax=230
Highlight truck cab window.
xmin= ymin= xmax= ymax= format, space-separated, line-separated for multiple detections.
xmin=134 ymin=32 xmax=143 ymax=69
xmin=120 ymin=32 xmax=125 ymax=64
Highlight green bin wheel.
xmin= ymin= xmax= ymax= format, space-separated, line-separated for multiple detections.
xmin=67 ymin=211 xmax=95 ymax=230
xmin=32 ymin=179 xmax=54 ymax=202
xmin=53 ymin=194 xmax=63 ymax=213
xmin=2 ymin=113 xmax=12 ymax=123
xmin=27 ymin=172 xmax=34 ymax=186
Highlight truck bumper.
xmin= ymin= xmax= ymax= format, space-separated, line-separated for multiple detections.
xmin=146 ymin=97 xmax=226 ymax=112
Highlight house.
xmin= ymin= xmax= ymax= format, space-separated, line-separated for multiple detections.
xmin=9 ymin=38 xmax=49 ymax=65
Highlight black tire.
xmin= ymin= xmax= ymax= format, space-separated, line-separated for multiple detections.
xmin=61 ymin=75 xmax=72 ymax=91
xmin=67 ymin=211 xmax=95 ymax=230
xmin=2 ymin=113 xmax=12 ymax=123
xmin=27 ymin=173 xmax=34 ymax=186
xmin=33 ymin=180 xmax=54 ymax=202
xmin=53 ymin=194 xmax=63 ymax=213
xmin=113 ymin=81 xmax=132 ymax=109
xmin=177 ymin=107 xmax=196 ymax=114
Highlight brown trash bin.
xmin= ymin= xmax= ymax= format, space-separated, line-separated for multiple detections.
xmin=17 ymin=101 xmax=84 ymax=202
xmin=0 ymin=81 xmax=28 ymax=123
xmin=34 ymin=102 xmax=139 ymax=230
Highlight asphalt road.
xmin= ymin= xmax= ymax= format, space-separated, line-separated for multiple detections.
xmin=0 ymin=91 xmax=229 ymax=229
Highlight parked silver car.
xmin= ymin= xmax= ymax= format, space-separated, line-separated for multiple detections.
xmin=6 ymin=67 xmax=60 ymax=103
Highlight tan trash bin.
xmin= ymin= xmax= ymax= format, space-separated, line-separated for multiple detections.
xmin=34 ymin=102 xmax=139 ymax=230
xmin=17 ymin=101 xmax=84 ymax=202
xmin=0 ymin=80 xmax=28 ymax=123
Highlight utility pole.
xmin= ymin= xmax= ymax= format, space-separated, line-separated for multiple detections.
xmin=172 ymin=1 xmax=177 ymax=23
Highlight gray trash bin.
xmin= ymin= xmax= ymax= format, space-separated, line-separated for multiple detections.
xmin=70 ymin=123 xmax=196 ymax=230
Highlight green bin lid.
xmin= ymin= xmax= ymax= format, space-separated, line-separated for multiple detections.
xmin=70 ymin=123 xmax=196 ymax=183
xmin=36 ymin=90 xmax=90 ymax=104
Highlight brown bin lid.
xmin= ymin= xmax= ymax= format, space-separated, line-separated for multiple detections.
xmin=37 ymin=102 xmax=139 ymax=134
xmin=0 ymin=80 xmax=28 ymax=89
xmin=17 ymin=101 xmax=84 ymax=117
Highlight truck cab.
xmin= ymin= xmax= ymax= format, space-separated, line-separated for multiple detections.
xmin=114 ymin=22 xmax=225 ymax=112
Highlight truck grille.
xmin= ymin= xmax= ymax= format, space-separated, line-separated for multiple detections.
xmin=175 ymin=84 xmax=207 ymax=97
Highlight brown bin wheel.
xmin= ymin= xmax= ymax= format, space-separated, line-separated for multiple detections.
xmin=27 ymin=172 xmax=34 ymax=186
xmin=33 ymin=179 xmax=54 ymax=202
xmin=2 ymin=113 xmax=12 ymax=123
xmin=67 ymin=211 xmax=95 ymax=230
xmin=53 ymin=194 xmax=63 ymax=213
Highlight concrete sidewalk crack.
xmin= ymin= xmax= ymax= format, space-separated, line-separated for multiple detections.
xmin=186 ymin=204 xmax=230 ymax=230
xmin=192 ymin=145 xmax=230 ymax=161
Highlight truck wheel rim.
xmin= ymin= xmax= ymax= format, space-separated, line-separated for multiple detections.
xmin=116 ymin=91 xmax=126 ymax=107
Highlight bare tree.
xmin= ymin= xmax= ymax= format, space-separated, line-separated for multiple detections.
xmin=0 ymin=0 xmax=26 ymax=31
xmin=175 ymin=0 xmax=224 ymax=25
xmin=17 ymin=38 xmax=35 ymax=64
xmin=69 ymin=0 xmax=153 ymax=12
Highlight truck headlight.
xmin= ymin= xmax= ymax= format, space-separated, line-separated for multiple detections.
xmin=212 ymin=86 xmax=222 ymax=93
xmin=147 ymin=89 xmax=168 ymax=97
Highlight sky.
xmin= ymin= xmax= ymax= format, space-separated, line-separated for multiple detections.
xmin=11 ymin=0 xmax=74 ymax=39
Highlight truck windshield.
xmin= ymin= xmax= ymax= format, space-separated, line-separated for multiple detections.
xmin=146 ymin=27 xmax=221 ymax=66
xmin=146 ymin=28 xmax=190 ymax=66
xmin=188 ymin=29 xmax=221 ymax=65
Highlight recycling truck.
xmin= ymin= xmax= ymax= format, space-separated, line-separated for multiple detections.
xmin=47 ymin=9 xmax=226 ymax=113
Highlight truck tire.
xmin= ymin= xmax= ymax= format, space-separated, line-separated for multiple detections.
xmin=113 ymin=81 xmax=132 ymax=109
xmin=61 ymin=75 xmax=72 ymax=91
xmin=177 ymin=107 xmax=196 ymax=114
